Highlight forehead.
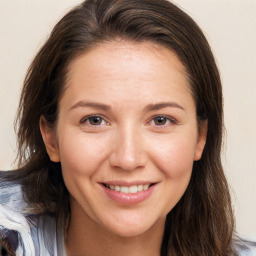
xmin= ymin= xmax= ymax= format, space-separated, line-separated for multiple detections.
xmin=69 ymin=41 xmax=187 ymax=79
xmin=61 ymin=41 xmax=193 ymax=108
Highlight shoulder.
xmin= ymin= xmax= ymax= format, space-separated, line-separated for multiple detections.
xmin=0 ymin=171 xmax=27 ymax=211
xmin=235 ymin=237 xmax=256 ymax=256
xmin=0 ymin=171 xmax=62 ymax=256
xmin=0 ymin=171 xmax=35 ymax=255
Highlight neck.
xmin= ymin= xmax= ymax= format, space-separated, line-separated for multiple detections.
xmin=65 ymin=203 xmax=165 ymax=256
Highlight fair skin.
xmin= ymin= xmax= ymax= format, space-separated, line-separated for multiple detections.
xmin=40 ymin=41 xmax=207 ymax=256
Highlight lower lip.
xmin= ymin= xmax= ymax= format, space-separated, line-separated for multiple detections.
xmin=100 ymin=184 xmax=156 ymax=205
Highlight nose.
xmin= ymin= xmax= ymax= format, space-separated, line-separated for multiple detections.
xmin=109 ymin=125 xmax=147 ymax=171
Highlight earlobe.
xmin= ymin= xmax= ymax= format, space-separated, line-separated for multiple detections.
xmin=39 ymin=116 xmax=60 ymax=162
xmin=194 ymin=120 xmax=208 ymax=161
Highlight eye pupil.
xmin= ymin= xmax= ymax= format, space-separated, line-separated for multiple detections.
xmin=89 ymin=116 xmax=102 ymax=125
xmin=154 ymin=116 xmax=167 ymax=125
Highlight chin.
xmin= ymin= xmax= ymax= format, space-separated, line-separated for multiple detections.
xmin=101 ymin=214 xmax=164 ymax=238
xmin=107 ymin=224 xmax=151 ymax=238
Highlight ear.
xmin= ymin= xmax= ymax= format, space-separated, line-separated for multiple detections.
xmin=194 ymin=120 xmax=207 ymax=161
xmin=39 ymin=116 xmax=60 ymax=162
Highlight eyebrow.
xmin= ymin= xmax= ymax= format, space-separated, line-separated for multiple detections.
xmin=69 ymin=101 xmax=184 ymax=112
xmin=69 ymin=101 xmax=111 ymax=111
xmin=143 ymin=102 xmax=185 ymax=112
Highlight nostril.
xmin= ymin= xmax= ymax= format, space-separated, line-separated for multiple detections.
xmin=109 ymin=152 xmax=147 ymax=172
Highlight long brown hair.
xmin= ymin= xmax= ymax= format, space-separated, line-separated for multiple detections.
xmin=6 ymin=0 xmax=236 ymax=255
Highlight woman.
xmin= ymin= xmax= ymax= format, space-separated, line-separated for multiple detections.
xmin=0 ymin=0 xmax=255 ymax=255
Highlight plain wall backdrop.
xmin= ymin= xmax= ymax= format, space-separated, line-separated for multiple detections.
xmin=0 ymin=0 xmax=255 ymax=239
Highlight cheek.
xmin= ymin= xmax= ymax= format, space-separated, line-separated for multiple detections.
xmin=148 ymin=133 xmax=197 ymax=178
xmin=58 ymin=132 xmax=111 ymax=177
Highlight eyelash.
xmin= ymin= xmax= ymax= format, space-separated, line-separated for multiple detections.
xmin=80 ymin=115 xmax=177 ymax=127
xmin=148 ymin=115 xmax=178 ymax=127
xmin=80 ymin=115 xmax=109 ymax=126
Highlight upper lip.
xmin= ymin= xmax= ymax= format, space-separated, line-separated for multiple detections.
xmin=100 ymin=181 xmax=157 ymax=186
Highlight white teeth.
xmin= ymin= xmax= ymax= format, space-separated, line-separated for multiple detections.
xmin=120 ymin=186 xmax=129 ymax=193
xmin=115 ymin=185 xmax=121 ymax=192
xmin=106 ymin=184 xmax=151 ymax=193
xmin=128 ymin=185 xmax=138 ymax=194
xmin=143 ymin=184 xmax=149 ymax=190
xmin=138 ymin=185 xmax=144 ymax=192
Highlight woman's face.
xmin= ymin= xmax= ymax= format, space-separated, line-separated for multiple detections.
xmin=41 ymin=41 xmax=206 ymax=237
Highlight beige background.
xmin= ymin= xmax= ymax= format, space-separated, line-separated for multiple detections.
xmin=0 ymin=0 xmax=255 ymax=239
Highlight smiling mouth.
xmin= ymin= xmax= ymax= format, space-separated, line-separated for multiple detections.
xmin=102 ymin=183 xmax=156 ymax=194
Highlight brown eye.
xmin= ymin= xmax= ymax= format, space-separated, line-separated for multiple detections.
xmin=81 ymin=115 xmax=107 ymax=126
xmin=153 ymin=116 xmax=168 ymax=126
xmin=88 ymin=116 xmax=103 ymax=125
xmin=151 ymin=115 xmax=177 ymax=127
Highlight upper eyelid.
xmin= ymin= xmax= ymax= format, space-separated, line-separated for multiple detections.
xmin=81 ymin=114 xmax=106 ymax=121
xmin=150 ymin=114 xmax=177 ymax=123
xmin=152 ymin=114 xmax=176 ymax=120
xmin=80 ymin=114 xmax=109 ymax=126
